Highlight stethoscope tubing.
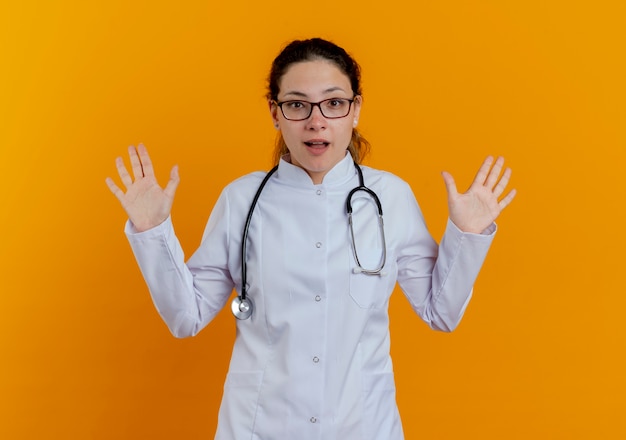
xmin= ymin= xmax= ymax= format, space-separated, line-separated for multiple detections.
xmin=240 ymin=165 xmax=278 ymax=302
xmin=233 ymin=165 xmax=278 ymax=319
xmin=233 ymin=161 xmax=385 ymax=320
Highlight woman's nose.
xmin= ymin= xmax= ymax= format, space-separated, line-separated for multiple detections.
xmin=306 ymin=104 xmax=327 ymax=129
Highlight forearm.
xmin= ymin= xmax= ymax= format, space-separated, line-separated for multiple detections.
xmin=428 ymin=219 xmax=495 ymax=330
xmin=401 ymin=219 xmax=496 ymax=332
xmin=125 ymin=216 xmax=232 ymax=337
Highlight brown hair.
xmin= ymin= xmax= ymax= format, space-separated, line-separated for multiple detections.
xmin=267 ymin=38 xmax=371 ymax=165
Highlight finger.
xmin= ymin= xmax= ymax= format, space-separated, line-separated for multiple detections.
xmin=498 ymin=188 xmax=517 ymax=211
xmin=137 ymin=143 xmax=155 ymax=178
xmin=105 ymin=177 xmax=125 ymax=202
xmin=128 ymin=145 xmax=144 ymax=180
xmin=470 ymin=156 xmax=494 ymax=188
xmin=115 ymin=156 xmax=133 ymax=189
xmin=163 ymin=165 xmax=180 ymax=199
xmin=441 ymin=171 xmax=458 ymax=197
xmin=493 ymin=167 xmax=512 ymax=198
xmin=485 ymin=156 xmax=505 ymax=189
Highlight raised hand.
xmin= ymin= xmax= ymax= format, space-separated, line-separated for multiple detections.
xmin=105 ymin=144 xmax=180 ymax=232
xmin=441 ymin=156 xmax=516 ymax=234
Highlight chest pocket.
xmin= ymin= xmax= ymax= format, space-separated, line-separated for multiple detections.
xmin=349 ymin=249 xmax=395 ymax=308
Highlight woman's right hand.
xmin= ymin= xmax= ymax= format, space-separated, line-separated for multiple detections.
xmin=106 ymin=144 xmax=180 ymax=232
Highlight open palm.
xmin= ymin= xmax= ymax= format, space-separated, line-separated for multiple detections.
xmin=442 ymin=156 xmax=516 ymax=234
xmin=106 ymin=144 xmax=179 ymax=232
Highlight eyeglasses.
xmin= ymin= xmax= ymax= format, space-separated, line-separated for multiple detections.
xmin=274 ymin=97 xmax=356 ymax=121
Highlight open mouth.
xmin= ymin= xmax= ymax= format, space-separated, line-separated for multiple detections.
xmin=304 ymin=141 xmax=330 ymax=148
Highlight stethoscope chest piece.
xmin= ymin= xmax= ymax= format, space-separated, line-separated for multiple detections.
xmin=231 ymin=296 xmax=253 ymax=320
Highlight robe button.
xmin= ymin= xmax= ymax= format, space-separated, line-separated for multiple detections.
xmin=315 ymin=242 xmax=322 ymax=248
xmin=313 ymin=356 xmax=319 ymax=363
xmin=310 ymin=417 xmax=317 ymax=423
xmin=315 ymin=295 xmax=321 ymax=302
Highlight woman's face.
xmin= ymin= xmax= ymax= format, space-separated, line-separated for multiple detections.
xmin=270 ymin=60 xmax=361 ymax=184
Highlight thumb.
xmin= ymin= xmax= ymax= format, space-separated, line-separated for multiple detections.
xmin=164 ymin=165 xmax=180 ymax=198
xmin=441 ymin=171 xmax=458 ymax=197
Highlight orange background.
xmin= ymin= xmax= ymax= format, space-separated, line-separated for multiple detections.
xmin=1 ymin=1 xmax=624 ymax=438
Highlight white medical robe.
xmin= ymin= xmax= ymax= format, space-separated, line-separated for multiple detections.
xmin=126 ymin=153 xmax=496 ymax=439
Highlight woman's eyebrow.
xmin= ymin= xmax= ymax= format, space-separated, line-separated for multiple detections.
xmin=323 ymin=86 xmax=347 ymax=94
xmin=282 ymin=91 xmax=309 ymax=98
xmin=281 ymin=87 xmax=349 ymax=99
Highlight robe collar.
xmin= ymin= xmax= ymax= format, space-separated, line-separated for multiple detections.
xmin=275 ymin=152 xmax=356 ymax=188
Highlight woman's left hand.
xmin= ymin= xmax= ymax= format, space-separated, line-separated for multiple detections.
xmin=442 ymin=156 xmax=517 ymax=234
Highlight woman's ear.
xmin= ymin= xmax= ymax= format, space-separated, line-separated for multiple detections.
xmin=352 ymin=95 xmax=362 ymax=127
xmin=269 ymin=100 xmax=280 ymax=129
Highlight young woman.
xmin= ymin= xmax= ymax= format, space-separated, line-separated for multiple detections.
xmin=106 ymin=38 xmax=515 ymax=439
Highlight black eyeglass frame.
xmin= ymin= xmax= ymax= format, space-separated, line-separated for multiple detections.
xmin=273 ymin=97 xmax=357 ymax=121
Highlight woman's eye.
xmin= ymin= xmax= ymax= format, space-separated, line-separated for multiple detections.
xmin=328 ymin=99 xmax=345 ymax=107
xmin=286 ymin=101 xmax=305 ymax=109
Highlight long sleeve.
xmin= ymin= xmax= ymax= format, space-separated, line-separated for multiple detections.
xmin=396 ymin=183 xmax=496 ymax=331
xmin=125 ymin=191 xmax=235 ymax=338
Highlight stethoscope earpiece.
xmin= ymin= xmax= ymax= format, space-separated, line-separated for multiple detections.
xmin=352 ymin=267 xmax=387 ymax=276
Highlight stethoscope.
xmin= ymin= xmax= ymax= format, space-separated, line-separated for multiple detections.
xmin=231 ymin=161 xmax=386 ymax=320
